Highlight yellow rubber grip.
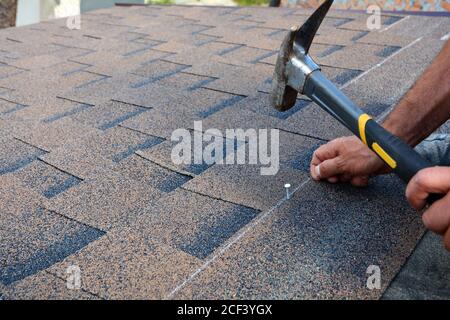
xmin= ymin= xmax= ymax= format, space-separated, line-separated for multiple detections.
xmin=358 ymin=114 xmax=372 ymax=146
xmin=372 ymin=143 xmax=397 ymax=169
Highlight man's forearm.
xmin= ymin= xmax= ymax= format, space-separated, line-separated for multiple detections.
xmin=382 ymin=40 xmax=450 ymax=146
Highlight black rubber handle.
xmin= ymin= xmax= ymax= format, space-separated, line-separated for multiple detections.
xmin=364 ymin=120 xmax=444 ymax=204
xmin=364 ymin=120 xmax=426 ymax=182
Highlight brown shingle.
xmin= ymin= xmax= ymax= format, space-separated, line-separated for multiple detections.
xmin=47 ymin=228 xmax=202 ymax=299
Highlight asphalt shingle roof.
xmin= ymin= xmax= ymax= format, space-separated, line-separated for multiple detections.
xmin=0 ymin=4 xmax=449 ymax=299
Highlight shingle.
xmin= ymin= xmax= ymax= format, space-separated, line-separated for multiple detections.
xmin=120 ymin=105 xmax=200 ymax=139
xmin=46 ymin=228 xmax=202 ymax=299
xmin=49 ymin=44 xmax=93 ymax=60
xmin=0 ymin=137 xmax=47 ymax=175
xmin=0 ymin=174 xmax=43 ymax=219
xmin=386 ymin=15 xmax=450 ymax=39
xmin=17 ymin=117 xmax=102 ymax=152
xmin=151 ymin=72 xmax=216 ymax=91
xmin=41 ymin=101 xmax=93 ymax=124
xmin=113 ymin=39 xmax=163 ymax=57
xmin=0 ymin=118 xmax=29 ymax=139
xmin=112 ymin=154 xmax=191 ymax=193
xmin=130 ymin=189 xmax=260 ymax=259
xmin=71 ymin=49 xmax=173 ymax=76
xmin=260 ymin=14 xmax=309 ymax=30
xmin=314 ymin=44 xmax=344 ymax=58
xmin=318 ymin=43 xmax=389 ymax=70
xmin=9 ymin=54 xmax=66 ymax=71
xmin=186 ymin=59 xmax=245 ymax=78
xmin=382 ymin=231 xmax=450 ymax=300
xmin=0 ymin=63 xmax=25 ymax=80
xmin=0 ymin=48 xmax=20 ymax=63
xmin=0 ymin=207 xmax=104 ymax=286
xmin=173 ymin=32 xmax=220 ymax=47
xmin=350 ymin=30 xmax=370 ymax=41
xmin=183 ymin=164 xmax=308 ymax=211
xmin=0 ymin=69 xmax=111 ymax=107
xmin=152 ymin=40 xmax=197 ymax=54
xmin=337 ymin=14 xmax=406 ymax=31
xmin=203 ymin=63 xmax=273 ymax=96
xmin=129 ymin=60 xmax=191 ymax=87
xmin=277 ymin=130 xmax=325 ymax=170
xmin=0 ymin=85 xmax=13 ymax=96
xmin=55 ymin=61 xmax=92 ymax=77
xmin=197 ymin=94 xmax=245 ymax=118
xmin=0 ymin=97 xmax=28 ymax=116
xmin=342 ymin=37 xmax=444 ymax=112
xmin=0 ymin=176 xmax=104 ymax=286
xmin=355 ymin=31 xmax=417 ymax=47
xmin=88 ymin=120 xmax=162 ymax=163
xmin=11 ymin=160 xmax=82 ymax=198
xmin=36 ymin=125 xmax=163 ymax=178
xmin=325 ymin=67 xmax=362 ymax=86
xmin=197 ymin=89 xmax=319 ymax=142
xmin=173 ymin=175 xmax=424 ymax=299
xmin=59 ymin=73 xmax=148 ymax=106
xmin=375 ymin=46 xmax=401 ymax=58
xmin=196 ymin=24 xmax=281 ymax=51
xmin=0 ymin=34 xmax=67 ymax=58
xmin=214 ymin=45 xmax=276 ymax=65
xmin=44 ymin=172 xmax=164 ymax=230
xmin=230 ymin=19 xmax=265 ymax=31
xmin=69 ymin=99 xmax=149 ymax=131
xmin=120 ymin=88 xmax=245 ymax=137
xmin=2 ymin=270 xmax=98 ymax=300
xmin=137 ymin=131 xmax=245 ymax=176
xmin=199 ymin=101 xmax=284 ymax=134
xmin=176 ymin=22 xmax=215 ymax=35
xmin=276 ymin=102 xmax=352 ymax=141
xmin=313 ymin=27 xmax=372 ymax=46
xmin=76 ymin=21 xmax=135 ymax=40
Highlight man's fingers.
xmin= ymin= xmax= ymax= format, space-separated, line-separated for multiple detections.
xmin=311 ymin=155 xmax=346 ymax=181
xmin=310 ymin=163 xmax=320 ymax=181
xmin=309 ymin=136 xmax=376 ymax=185
xmin=444 ymin=228 xmax=450 ymax=251
xmin=315 ymin=158 xmax=344 ymax=179
xmin=312 ymin=141 xmax=340 ymax=165
xmin=328 ymin=176 xmax=339 ymax=183
xmin=406 ymin=184 xmax=428 ymax=210
xmin=338 ymin=174 xmax=351 ymax=183
xmin=422 ymin=193 xmax=450 ymax=235
xmin=350 ymin=176 xmax=369 ymax=187
xmin=406 ymin=167 xmax=450 ymax=210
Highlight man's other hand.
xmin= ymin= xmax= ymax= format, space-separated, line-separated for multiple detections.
xmin=310 ymin=136 xmax=389 ymax=186
xmin=406 ymin=167 xmax=450 ymax=251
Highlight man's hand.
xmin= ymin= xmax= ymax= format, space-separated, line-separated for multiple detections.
xmin=310 ymin=136 xmax=390 ymax=186
xmin=406 ymin=167 xmax=450 ymax=251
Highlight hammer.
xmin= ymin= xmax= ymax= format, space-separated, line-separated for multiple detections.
xmin=270 ymin=0 xmax=442 ymax=203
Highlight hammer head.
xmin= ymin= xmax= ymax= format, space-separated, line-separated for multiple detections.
xmin=270 ymin=0 xmax=333 ymax=111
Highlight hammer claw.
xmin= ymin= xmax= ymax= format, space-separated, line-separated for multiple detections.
xmin=294 ymin=0 xmax=333 ymax=55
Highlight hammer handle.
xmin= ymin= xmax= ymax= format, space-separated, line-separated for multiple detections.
xmin=304 ymin=71 xmax=443 ymax=204
xmin=358 ymin=118 xmax=443 ymax=204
